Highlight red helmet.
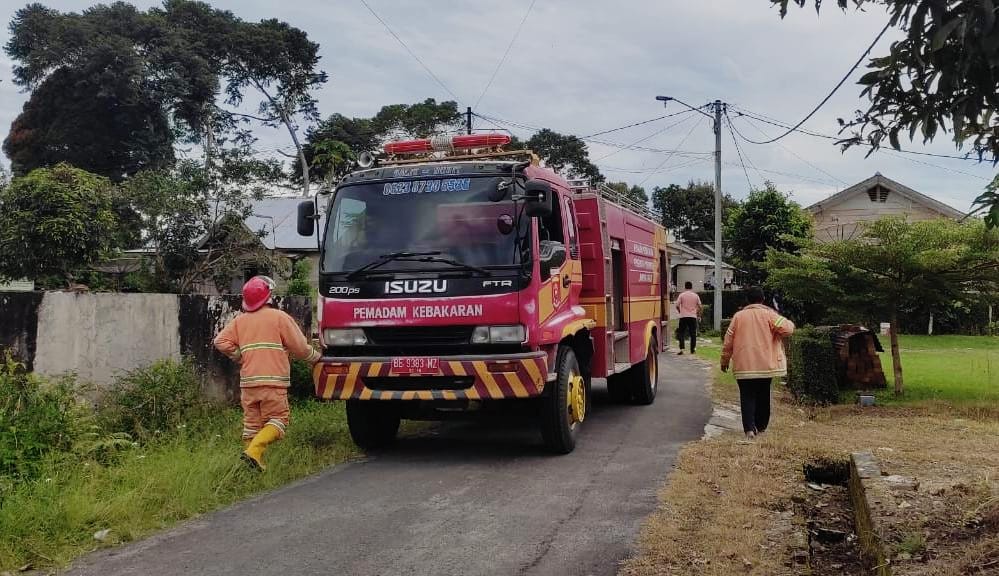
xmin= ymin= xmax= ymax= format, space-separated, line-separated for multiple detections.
xmin=242 ymin=276 xmax=275 ymax=312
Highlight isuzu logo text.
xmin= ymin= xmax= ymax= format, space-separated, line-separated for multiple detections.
xmin=384 ymin=280 xmax=448 ymax=294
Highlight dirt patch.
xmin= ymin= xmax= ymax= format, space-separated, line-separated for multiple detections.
xmin=872 ymin=476 xmax=999 ymax=575
xmin=620 ymin=358 xmax=999 ymax=576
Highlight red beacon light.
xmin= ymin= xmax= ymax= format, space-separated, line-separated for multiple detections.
xmin=384 ymin=134 xmax=512 ymax=155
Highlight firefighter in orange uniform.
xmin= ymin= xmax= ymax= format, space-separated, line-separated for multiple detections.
xmin=214 ymin=276 xmax=319 ymax=470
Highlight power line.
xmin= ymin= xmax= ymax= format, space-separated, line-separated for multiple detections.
xmin=582 ymin=109 xmax=696 ymax=139
xmin=473 ymin=111 xmax=712 ymax=157
xmin=593 ymin=112 xmax=699 ymax=162
xmin=473 ymin=0 xmax=537 ymax=110
xmin=736 ymin=113 xmax=848 ymax=186
xmin=637 ymin=116 xmax=705 ymax=187
xmin=358 ymin=0 xmax=462 ymax=103
xmin=739 ymin=20 xmax=892 ymax=144
xmin=725 ymin=115 xmax=756 ymax=191
xmin=732 ymin=107 xmax=991 ymax=163
xmin=879 ymin=148 xmax=992 ymax=182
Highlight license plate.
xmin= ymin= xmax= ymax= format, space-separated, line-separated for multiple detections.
xmin=390 ymin=357 xmax=440 ymax=375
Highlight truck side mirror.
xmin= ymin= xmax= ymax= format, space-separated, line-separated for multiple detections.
xmin=539 ymin=240 xmax=567 ymax=278
xmin=297 ymin=200 xmax=316 ymax=236
xmin=524 ymin=179 xmax=553 ymax=218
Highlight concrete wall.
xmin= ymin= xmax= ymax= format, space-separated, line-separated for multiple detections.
xmin=0 ymin=292 xmax=312 ymax=403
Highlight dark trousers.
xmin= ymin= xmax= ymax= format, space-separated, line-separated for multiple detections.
xmin=737 ymin=378 xmax=772 ymax=434
xmin=677 ymin=317 xmax=698 ymax=352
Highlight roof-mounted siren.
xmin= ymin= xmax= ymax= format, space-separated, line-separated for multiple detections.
xmin=383 ymin=134 xmax=512 ymax=156
xmin=356 ymin=150 xmax=376 ymax=169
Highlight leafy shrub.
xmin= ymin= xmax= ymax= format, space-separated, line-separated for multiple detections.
xmin=285 ymin=259 xmax=313 ymax=297
xmin=289 ymin=359 xmax=315 ymax=400
xmin=786 ymin=326 xmax=839 ymax=405
xmin=0 ymin=353 xmax=85 ymax=479
xmin=97 ymin=359 xmax=211 ymax=441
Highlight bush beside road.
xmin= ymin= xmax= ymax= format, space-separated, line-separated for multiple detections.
xmin=0 ymin=358 xmax=359 ymax=572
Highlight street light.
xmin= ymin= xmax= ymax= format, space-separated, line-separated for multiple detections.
xmin=656 ymin=95 xmax=725 ymax=332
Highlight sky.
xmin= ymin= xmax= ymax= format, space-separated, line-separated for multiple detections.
xmin=0 ymin=0 xmax=995 ymax=212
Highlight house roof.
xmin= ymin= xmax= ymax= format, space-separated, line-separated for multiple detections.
xmin=805 ymin=173 xmax=966 ymax=219
xmin=676 ymin=259 xmax=735 ymax=270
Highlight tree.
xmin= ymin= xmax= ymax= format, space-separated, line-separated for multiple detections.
xmin=766 ymin=217 xmax=999 ymax=395
xmin=652 ymin=180 xmax=739 ymax=244
xmin=221 ymin=17 xmax=327 ymax=197
xmin=773 ymin=0 xmax=999 ymax=226
xmin=3 ymin=2 xmax=224 ymax=178
xmin=605 ymin=181 xmax=649 ymax=206
xmin=298 ymin=100 xmax=461 ymax=188
xmin=121 ymin=140 xmax=281 ymax=294
xmin=4 ymin=2 xmax=324 ymax=190
xmin=526 ymin=129 xmax=604 ymax=183
xmin=725 ymin=182 xmax=813 ymax=284
xmin=0 ymin=164 xmax=118 ymax=286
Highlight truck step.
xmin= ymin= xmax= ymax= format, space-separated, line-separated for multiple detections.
xmin=613 ymin=362 xmax=633 ymax=374
xmin=612 ymin=331 xmax=629 ymax=342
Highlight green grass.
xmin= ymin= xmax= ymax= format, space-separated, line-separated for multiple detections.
xmin=689 ymin=334 xmax=999 ymax=405
xmin=877 ymin=335 xmax=999 ymax=404
xmin=0 ymin=400 xmax=359 ymax=571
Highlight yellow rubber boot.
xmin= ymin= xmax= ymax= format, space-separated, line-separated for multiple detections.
xmin=241 ymin=424 xmax=281 ymax=471
xmin=242 ymin=438 xmax=252 ymax=450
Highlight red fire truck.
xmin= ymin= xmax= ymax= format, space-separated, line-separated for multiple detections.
xmin=297 ymin=134 xmax=669 ymax=454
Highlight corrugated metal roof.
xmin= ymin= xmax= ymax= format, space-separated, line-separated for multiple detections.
xmin=246 ymin=197 xmax=327 ymax=252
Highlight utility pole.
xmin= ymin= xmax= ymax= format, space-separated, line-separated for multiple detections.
xmin=711 ymin=100 xmax=724 ymax=332
xmin=655 ymin=96 xmax=726 ymax=331
xmin=466 ymin=107 xmax=473 ymax=135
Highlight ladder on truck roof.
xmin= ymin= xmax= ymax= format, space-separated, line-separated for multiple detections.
xmin=566 ymin=179 xmax=662 ymax=222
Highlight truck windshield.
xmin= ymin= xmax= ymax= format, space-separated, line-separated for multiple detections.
xmin=322 ymin=176 xmax=526 ymax=274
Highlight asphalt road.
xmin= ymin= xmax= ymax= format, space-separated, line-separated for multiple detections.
xmin=66 ymin=354 xmax=711 ymax=576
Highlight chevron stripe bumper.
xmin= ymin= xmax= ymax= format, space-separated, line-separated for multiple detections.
xmin=313 ymin=352 xmax=549 ymax=401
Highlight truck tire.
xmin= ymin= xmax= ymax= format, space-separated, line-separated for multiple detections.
xmin=346 ymin=400 xmax=401 ymax=450
xmin=629 ymin=337 xmax=659 ymax=406
xmin=541 ymin=346 xmax=586 ymax=454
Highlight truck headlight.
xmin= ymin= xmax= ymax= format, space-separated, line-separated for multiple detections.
xmin=323 ymin=328 xmax=368 ymax=346
xmin=471 ymin=325 xmax=526 ymax=344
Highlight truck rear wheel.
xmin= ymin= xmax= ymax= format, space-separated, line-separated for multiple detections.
xmin=541 ymin=346 xmax=586 ymax=454
xmin=346 ymin=400 xmax=401 ymax=450
xmin=629 ymin=337 xmax=659 ymax=405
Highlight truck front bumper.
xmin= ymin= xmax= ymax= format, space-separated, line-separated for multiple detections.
xmin=313 ymin=352 xmax=549 ymax=401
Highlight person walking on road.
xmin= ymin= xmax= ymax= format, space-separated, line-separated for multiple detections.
xmin=214 ymin=275 xmax=320 ymax=470
xmin=720 ymin=287 xmax=795 ymax=440
xmin=675 ymin=281 xmax=702 ymax=355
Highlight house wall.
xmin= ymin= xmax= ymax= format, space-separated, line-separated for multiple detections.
xmin=810 ymin=191 xmax=953 ymax=243
xmin=674 ymin=264 xmax=734 ymax=291
xmin=0 ymin=292 xmax=312 ymax=402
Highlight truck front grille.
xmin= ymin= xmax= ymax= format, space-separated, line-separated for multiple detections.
xmin=363 ymin=326 xmax=475 ymax=347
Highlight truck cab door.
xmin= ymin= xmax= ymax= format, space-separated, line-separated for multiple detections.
xmin=562 ymin=196 xmax=582 ymax=306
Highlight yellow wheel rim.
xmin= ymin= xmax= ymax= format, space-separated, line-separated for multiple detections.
xmin=567 ymin=371 xmax=586 ymax=426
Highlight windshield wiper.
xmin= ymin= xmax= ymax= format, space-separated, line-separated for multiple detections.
xmin=410 ymin=255 xmax=492 ymax=277
xmin=346 ymin=251 xmax=442 ymax=280
xmin=346 ymin=251 xmax=492 ymax=279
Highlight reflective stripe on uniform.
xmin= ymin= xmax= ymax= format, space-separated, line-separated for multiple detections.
xmin=774 ymin=317 xmax=786 ymax=327
xmin=266 ymin=419 xmax=286 ymax=433
xmin=239 ymin=342 xmax=285 ymax=353
xmin=240 ymin=375 xmax=291 ymax=384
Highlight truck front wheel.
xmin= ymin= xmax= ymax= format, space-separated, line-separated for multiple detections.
xmin=346 ymin=400 xmax=401 ymax=450
xmin=541 ymin=346 xmax=586 ymax=454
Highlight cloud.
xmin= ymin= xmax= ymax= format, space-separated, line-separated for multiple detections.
xmin=0 ymin=0 xmax=992 ymax=209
